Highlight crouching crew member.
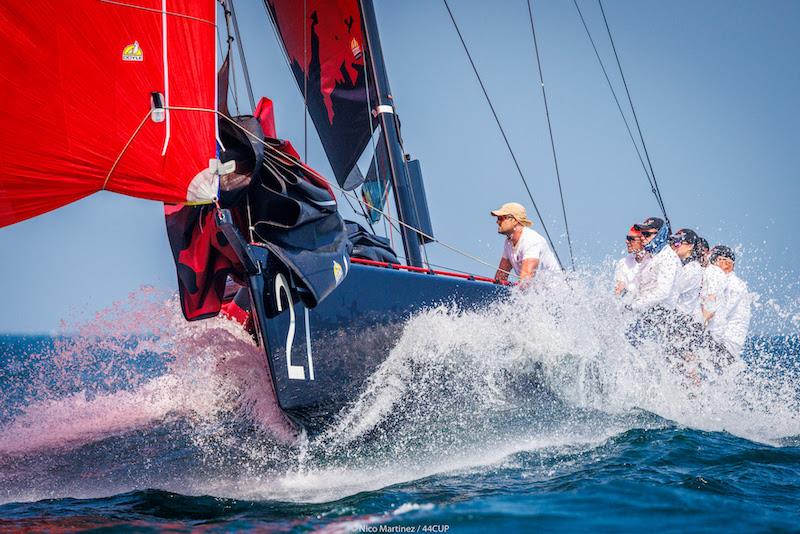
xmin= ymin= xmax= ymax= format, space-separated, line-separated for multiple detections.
xmin=492 ymin=202 xmax=559 ymax=284
xmin=710 ymin=246 xmax=752 ymax=363
xmin=670 ymin=229 xmax=704 ymax=321
xmin=626 ymin=217 xmax=681 ymax=345
xmin=615 ymin=226 xmax=646 ymax=297
xmin=630 ymin=217 xmax=681 ymax=312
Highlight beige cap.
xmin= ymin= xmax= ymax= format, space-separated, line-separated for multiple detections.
xmin=490 ymin=202 xmax=532 ymax=227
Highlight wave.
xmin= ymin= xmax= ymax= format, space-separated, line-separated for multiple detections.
xmin=1 ymin=271 xmax=798 ymax=504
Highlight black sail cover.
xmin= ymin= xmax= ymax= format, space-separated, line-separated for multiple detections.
xmin=265 ymin=0 xmax=374 ymax=189
xmin=165 ymin=101 xmax=350 ymax=320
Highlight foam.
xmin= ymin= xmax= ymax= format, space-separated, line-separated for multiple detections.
xmin=1 ymin=268 xmax=798 ymax=503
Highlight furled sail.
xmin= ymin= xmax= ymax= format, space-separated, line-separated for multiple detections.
xmin=166 ymin=96 xmax=350 ymax=320
xmin=0 ymin=0 xmax=217 ymax=228
xmin=265 ymin=0 xmax=374 ymax=189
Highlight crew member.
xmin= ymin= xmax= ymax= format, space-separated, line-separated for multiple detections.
xmin=615 ymin=226 xmax=645 ymax=297
xmin=630 ymin=217 xmax=681 ymax=311
xmin=670 ymin=228 xmax=704 ymax=321
xmin=711 ymin=246 xmax=751 ymax=360
xmin=700 ymin=246 xmax=729 ymax=340
xmin=624 ymin=217 xmax=681 ymax=348
xmin=492 ymin=202 xmax=559 ymax=283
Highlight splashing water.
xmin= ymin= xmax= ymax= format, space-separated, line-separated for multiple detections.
xmin=0 ymin=268 xmax=798 ymax=506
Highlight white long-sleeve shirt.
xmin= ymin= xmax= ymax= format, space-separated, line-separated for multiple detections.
xmin=720 ymin=273 xmax=751 ymax=357
xmin=701 ymin=264 xmax=729 ymax=342
xmin=614 ymin=254 xmax=641 ymax=295
xmin=674 ymin=260 xmax=704 ymax=321
xmin=632 ymin=246 xmax=681 ymax=310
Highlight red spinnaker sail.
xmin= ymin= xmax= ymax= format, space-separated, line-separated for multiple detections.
xmin=265 ymin=0 xmax=373 ymax=189
xmin=0 ymin=0 xmax=217 ymax=228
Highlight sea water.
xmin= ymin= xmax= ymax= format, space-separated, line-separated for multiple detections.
xmin=1 ymin=276 xmax=799 ymax=532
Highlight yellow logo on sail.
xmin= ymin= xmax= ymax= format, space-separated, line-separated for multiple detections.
xmin=333 ymin=260 xmax=344 ymax=285
xmin=122 ymin=41 xmax=143 ymax=62
xmin=350 ymin=38 xmax=362 ymax=59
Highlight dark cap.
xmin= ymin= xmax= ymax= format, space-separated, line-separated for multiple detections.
xmin=633 ymin=217 xmax=664 ymax=232
xmin=669 ymin=228 xmax=698 ymax=246
xmin=710 ymin=245 xmax=735 ymax=263
xmin=696 ymin=237 xmax=710 ymax=252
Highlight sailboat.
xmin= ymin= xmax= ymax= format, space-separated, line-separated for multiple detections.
xmin=0 ymin=0 xmax=513 ymax=434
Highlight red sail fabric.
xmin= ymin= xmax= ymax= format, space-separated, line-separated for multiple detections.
xmin=265 ymin=0 xmax=373 ymax=189
xmin=0 ymin=0 xmax=217 ymax=228
xmin=165 ymin=95 xmax=344 ymax=321
xmin=165 ymin=204 xmax=244 ymax=321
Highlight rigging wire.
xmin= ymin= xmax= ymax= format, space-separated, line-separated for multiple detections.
xmin=358 ymin=0 xmax=429 ymax=268
xmin=331 ymin=179 xmax=512 ymax=279
xmin=259 ymin=0 xmax=375 ymax=235
xmin=227 ymin=0 xmax=256 ymax=112
xmin=220 ymin=2 xmax=241 ymax=115
xmin=572 ymin=0 xmax=666 ymax=219
xmin=597 ymin=0 xmax=670 ymax=229
xmin=216 ymin=4 xmax=240 ymax=114
xmin=260 ymin=0 xmax=316 ymax=162
xmin=359 ymin=29 xmax=383 ymax=235
xmin=263 ymin=143 xmax=509 ymax=276
xmin=168 ymin=110 xmax=516 ymax=280
xmin=441 ymin=0 xmax=564 ymax=271
xmin=526 ymin=0 xmax=575 ymax=270
xmin=251 ymin=158 xmax=513 ymax=278
xmin=303 ymin=0 xmax=308 ymax=161
xmin=343 ymin=185 xmax=376 ymax=235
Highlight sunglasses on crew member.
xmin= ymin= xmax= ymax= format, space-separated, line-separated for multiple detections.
xmin=639 ymin=230 xmax=656 ymax=236
xmin=625 ymin=235 xmax=640 ymax=242
xmin=668 ymin=235 xmax=691 ymax=245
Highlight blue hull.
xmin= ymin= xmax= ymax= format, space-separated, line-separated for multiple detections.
xmin=246 ymin=250 xmax=507 ymax=431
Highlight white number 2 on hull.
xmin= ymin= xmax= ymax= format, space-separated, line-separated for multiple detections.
xmin=274 ymin=273 xmax=315 ymax=381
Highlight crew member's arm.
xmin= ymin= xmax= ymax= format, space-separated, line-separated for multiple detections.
xmin=701 ymin=269 xmax=725 ymax=325
xmin=701 ymin=304 xmax=715 ymax=325
xmin=495 ymin=257 xmax=513 ymax=282
xmin=614 ymin=260 xmax=626 ymax=295
xmin=518 ymin=258 xmax=540 ymax=283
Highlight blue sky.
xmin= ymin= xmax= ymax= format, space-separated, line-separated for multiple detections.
xmin=2 ymin=0 xmax=798 ymax=333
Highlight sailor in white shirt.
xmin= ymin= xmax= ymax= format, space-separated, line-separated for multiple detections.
xmin=614 ymin=226 xmax=646 ymax=297
xmin=669 ymin=228 xmax=705 ymax=321
xmin=700 ymin=250 xmax=731 ymax=343
xmin=722 ymin=272 xmax=751 ymax=358
xmin=492 ymin=202 xmax=559 ymax=283
xmin=630 ymin=217 xmax=681 ymax=311
xmin=710 ymin=246 xmax=751 ymax=359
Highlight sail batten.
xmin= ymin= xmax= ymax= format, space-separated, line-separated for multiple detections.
xmin=0 ymin=0 xmax=217 ymax=228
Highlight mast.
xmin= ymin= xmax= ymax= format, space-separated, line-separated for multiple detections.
xmin=359 ymin=0 xmax=424 ymax=268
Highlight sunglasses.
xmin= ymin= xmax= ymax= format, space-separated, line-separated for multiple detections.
xmin=670 ymin=235 xmax=696 ymax=245
xmin=625 ymin=235 xmax=640 ymax=242
xmin=639 ymin=230 xmax=656 ymax=236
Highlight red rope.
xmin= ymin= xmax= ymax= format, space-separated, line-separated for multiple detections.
xmin=349 ymin=257 xmax=510 ymax=286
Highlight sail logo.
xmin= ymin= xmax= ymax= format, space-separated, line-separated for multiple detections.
xmin=350 ymin=38 xmax=362 ymax=60
xmin=333 ymin=260 xmax=344 ymax=285
xmin=122 ymin=41 xmax=143 ymax=62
